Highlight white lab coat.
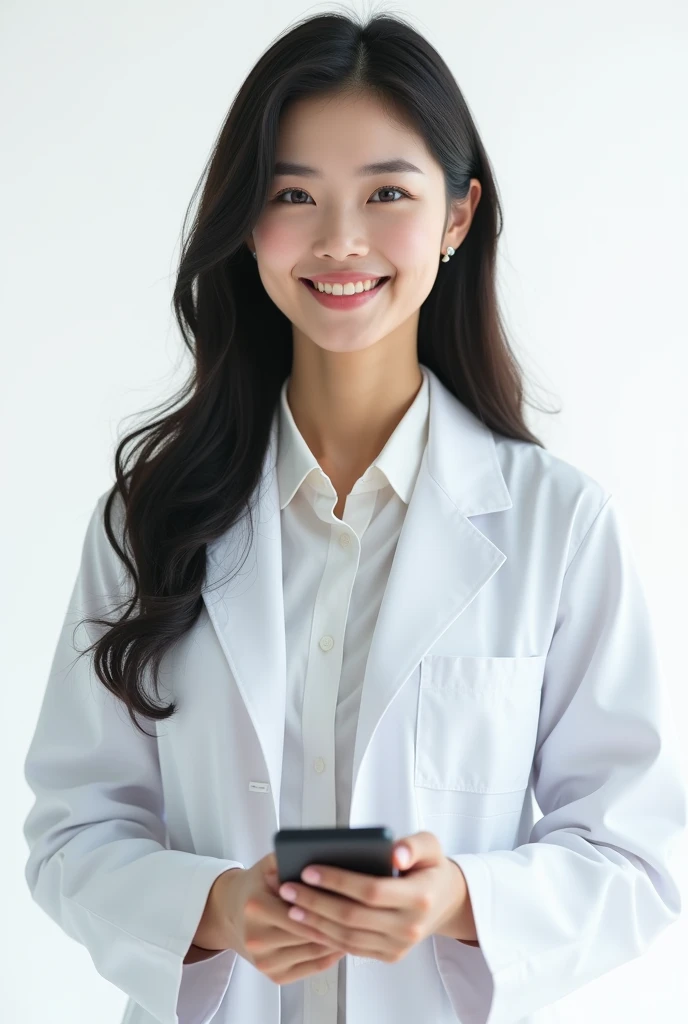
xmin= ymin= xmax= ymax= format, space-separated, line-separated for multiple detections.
xmin=23 ymin=365 xmax=686 ymax=1024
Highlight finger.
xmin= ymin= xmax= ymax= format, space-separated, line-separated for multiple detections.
xmin=264 ymin=870 xmax=281 ymax=894
xmin=269 ymin=944 xmax=346 ymax=986
xmin=250 ymin=921 xmax=341 ymax=953
xmin=393 ymin=831 xmax=443 ymax=872
xmin=289 ymin=867 xmax=409 ymax=909
xmin=250 ymin=895 xmax=345 ymax=950
xmin=289 ymin=902 xmax=406 ymax=957
xmin=261 ymin=851 xmax=278 ymax=874
xmin=276 ymin=920 xmax=343 ymax=952
xmin=285 ymin=888 xmax=403 ymax=940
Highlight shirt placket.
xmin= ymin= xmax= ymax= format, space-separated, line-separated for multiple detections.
xmin=300 ymin=479 xmax=377 ymax=1024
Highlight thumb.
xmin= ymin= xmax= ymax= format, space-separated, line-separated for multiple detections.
xmin=263 ymin=853 xmax=280 ymax=892
xmin=393 ymin=831 xmax=441 ymax=871
xmin=260 ymin=853 xmax=281 ymax=891
xmin=262 ymin=851 xmax=278 ymax=874
xmin=265 ymin=870 xmax=280 ymax=894
xmin=393 ymin=841 xmax=412 ymax=870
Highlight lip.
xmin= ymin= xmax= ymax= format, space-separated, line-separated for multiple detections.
xmin=300 ymin=276 xmax=390 ymax=309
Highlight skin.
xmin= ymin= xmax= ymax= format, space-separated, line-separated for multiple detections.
xmin=246 ymin=88 xmax=482 ymax=517
xmin=263 ymin=831 xmax=479 ymax=958
xmin=186 ymin=832 xmax=478 ymax=975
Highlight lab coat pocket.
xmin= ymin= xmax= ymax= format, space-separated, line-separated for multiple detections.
xmin=414 ymin=654 xmax=547 ymax=795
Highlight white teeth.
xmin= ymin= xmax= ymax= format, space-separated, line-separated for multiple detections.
xmin=312 ymin=278 xmax=381 ymax=295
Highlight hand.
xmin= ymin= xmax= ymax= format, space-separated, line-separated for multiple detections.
xmin=275 ymin=831 xmax=474 ymax=964
xmin=211 ymin=853 xmax=346 ymax=984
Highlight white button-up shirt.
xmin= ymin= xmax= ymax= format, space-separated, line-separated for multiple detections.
xmin=276 ymin=366 xmax=430 ymax=1024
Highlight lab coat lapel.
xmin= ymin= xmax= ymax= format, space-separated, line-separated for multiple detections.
xmin=202 ymin=413 xmax=286 ymax=823
xmin=350 ymin=369 xmax=513 ymax=814
xmin=201 ymin=367 xmax=514 ymax=829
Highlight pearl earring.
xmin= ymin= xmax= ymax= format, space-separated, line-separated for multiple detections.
xmin=252 ymin=247 xmax=455 ymax=262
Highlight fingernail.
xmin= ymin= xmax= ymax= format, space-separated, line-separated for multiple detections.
xmin=395 ymin=845 xmax=411 ymax=867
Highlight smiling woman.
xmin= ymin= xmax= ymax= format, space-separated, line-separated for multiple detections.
xmin=22 ymin=6 xmax=685 ymax=1024
xmin=58 ymin=7 xmax=546 ymax=738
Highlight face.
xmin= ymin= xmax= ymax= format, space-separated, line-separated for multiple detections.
xmin=247 ymin=90 xmax=480 ymax=356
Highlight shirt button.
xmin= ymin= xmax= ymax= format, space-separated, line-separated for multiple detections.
xmin=314 ymin=757 xmax=326 ymax=773
xmin=311 ymin=978 xmax=329 ymax=995
xmin=319 ymin=635 xmax=334 ymax=652
xmin=339 ymin=532 xmax=351 ymax=547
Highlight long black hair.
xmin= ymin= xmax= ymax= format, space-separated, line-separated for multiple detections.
xmin=76 ymin=7 xmax=554 ymax=737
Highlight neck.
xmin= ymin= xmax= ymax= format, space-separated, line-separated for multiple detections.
xmin=286 ymin=350 xmax=423 ymax=478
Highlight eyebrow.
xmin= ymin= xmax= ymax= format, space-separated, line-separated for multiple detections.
xmin=272 ymin=158 xmax=424 ymax=177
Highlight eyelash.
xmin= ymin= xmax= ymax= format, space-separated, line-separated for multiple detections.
xmin=271 ymin=184 xmax=412 ymax=204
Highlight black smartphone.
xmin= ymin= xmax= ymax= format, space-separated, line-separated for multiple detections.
xmin=274 ymin=826 xmax=399 ymax=887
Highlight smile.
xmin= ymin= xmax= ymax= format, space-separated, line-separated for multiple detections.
xmin=299 ymin=276 xmax=391 ymax=310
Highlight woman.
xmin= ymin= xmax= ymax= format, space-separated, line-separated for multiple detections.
xmin=22 ymin=9 xmax=685 ymax=1024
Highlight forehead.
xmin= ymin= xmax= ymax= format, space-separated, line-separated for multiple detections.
xmin=274 ymin=91 xmax=429 ymax=174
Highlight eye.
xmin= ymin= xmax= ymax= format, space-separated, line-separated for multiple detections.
xmin=271 ymin=185 xmax=412 ymax=204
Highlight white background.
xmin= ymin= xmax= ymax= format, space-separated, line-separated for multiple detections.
xmin=3 ymin=1 xmax=687 ymax=1021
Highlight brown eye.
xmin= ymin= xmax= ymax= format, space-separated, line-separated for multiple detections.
xmin=370 ymin=187 xmax=407 ymax=203
xmin=272 ymin=185 xmax=411 ymax=204
xmin=273 ymin=189 xmax=312 ymax=204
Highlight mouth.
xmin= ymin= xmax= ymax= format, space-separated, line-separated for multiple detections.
xmin=301 ymin=276 xmax=391 ymax=292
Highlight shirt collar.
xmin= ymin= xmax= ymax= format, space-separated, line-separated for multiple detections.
xmin=277 ymin=365 xmax=430 ymax=510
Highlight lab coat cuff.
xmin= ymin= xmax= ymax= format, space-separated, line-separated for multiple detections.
xmin=167 ymin=856 xmax=244 ymax=1024
xmin=175 ymin=947 xmax=239 ymax=1024
xmin=433 ymin=852 xmax=522 ymax=1024
xmin=127 ymin=855 xmax=245 ymax=1024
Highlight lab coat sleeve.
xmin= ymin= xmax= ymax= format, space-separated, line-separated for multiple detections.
xmin=22 ymin=491 xmax=245 ymax=1024
xmin=434 ymin=493 xmax=687 ymax=1024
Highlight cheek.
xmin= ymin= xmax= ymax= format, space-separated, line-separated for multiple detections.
xmin=381 ymin=216 xmax=439 ymax=274
xmin=384 ymin=215 xmax=428 ymax=247
xmin=255 ymin=221 xmax=302 ymax=264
